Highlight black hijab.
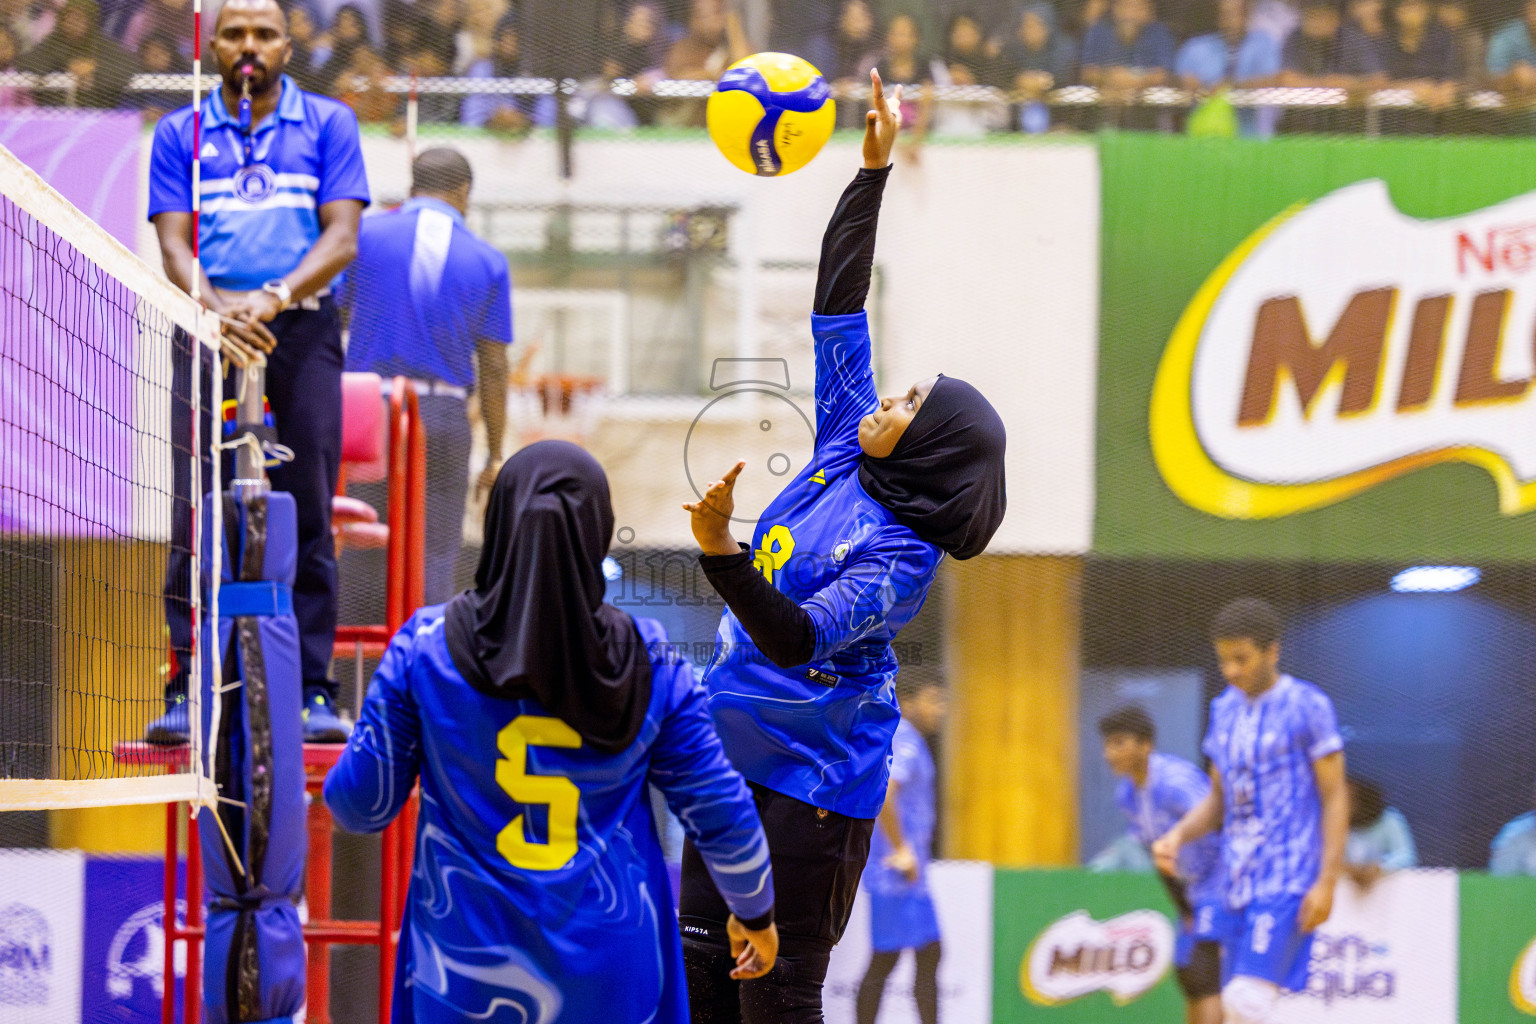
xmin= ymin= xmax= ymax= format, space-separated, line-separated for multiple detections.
xmin=444 ymin=440 xmax=651 ymax=754
xmin=858 ymin=374 xmax=1007 ymax=560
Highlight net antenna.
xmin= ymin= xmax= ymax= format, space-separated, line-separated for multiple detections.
xmin=192 ymin=0 xmax=227 ymax=824
xmin=0 ymin=141 xmax=222 ymax=812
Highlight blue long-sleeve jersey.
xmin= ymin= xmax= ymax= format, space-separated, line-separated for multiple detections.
xmin=702 ymin=311 xmax=945 ymax=820
xmin=324 ymin=609 xmax=773 ymax=1024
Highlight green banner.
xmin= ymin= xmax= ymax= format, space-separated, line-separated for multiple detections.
xmin=1096 ymin=134 xmax=1536 ymax=559
xmin=992 ymin=869 xmax=1185 ymax=1022
xmin=1461 ymin=873 xmax=1536 ymax=1021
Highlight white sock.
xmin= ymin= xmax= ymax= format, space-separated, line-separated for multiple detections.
xmin=1222 ymin=975 xmax=1280 ymax=1024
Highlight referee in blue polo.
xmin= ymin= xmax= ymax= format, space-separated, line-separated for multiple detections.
xmin=143 ymin=0 xmax=368 ymax=745
xmin=341 ymin=147 xmax=512 ymax=606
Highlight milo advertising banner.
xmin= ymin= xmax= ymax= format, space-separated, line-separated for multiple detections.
xmin=993 ymin=869 xmax=1187 ymax=1021
xmin=992 ymin=869 xmax=1458 ymax=1024
xmin=1460 ymin=873 xmax=1536 ymax=1022
xmin=1096 ymin=134 xmax=1536 ymax=558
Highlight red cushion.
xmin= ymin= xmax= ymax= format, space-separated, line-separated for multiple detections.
xmin=341 ymin=373 xmax=386 ymax=480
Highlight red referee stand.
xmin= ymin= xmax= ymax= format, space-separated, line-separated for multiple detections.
xmin=114 ymin=375 xmax=427 ymax=1024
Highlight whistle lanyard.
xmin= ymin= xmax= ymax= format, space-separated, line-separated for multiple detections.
xmin=238 ymin=81 xmax=254 ymax=166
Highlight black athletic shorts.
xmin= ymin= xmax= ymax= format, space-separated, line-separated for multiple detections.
xmin=1158 ymin=870 xmax=1222 ymax=1000
xmin=679 ymin=781 xmax=875 ymax=958
xmin=1177 ymin=939 xmax=1223 ymax=1000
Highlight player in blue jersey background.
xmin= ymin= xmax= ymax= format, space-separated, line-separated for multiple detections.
xmin=678 ymin=69 xmax=1008 ymax=1022
xmin=324 ymin=441 xmax=778 ymax=1024
xmin=1154 ymin=599 xmax=1349 ymax=1024
xmin=1099 ymin=705 xmax=1223 ymax=1024
xmin=856 ymin=682 xmax=947 ymax=1024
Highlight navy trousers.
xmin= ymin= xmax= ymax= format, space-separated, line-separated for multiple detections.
xmin=166 ymin=301 xmax=343 ymax=700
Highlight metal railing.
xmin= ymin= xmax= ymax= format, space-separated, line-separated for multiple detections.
xmin=3 ymin=70 xmax=1527 ymax=127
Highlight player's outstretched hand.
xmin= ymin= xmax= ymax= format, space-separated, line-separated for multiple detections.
xmin=863 ymin=68 xmax=902 ymax=170
xmin=727 ymin=914 xmax=779 ymax=980
xmin=683 ymin=460 xmax=745 ymax=557
xmin=1150 ymin=831 xmax=1181 ymax=878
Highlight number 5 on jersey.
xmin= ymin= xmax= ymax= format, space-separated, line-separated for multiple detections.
xmin=496 ymin=715 xmax=582 ymax=871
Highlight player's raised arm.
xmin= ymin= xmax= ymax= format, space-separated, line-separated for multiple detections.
xmin=811 ymin=70 xmax=901 ymax=320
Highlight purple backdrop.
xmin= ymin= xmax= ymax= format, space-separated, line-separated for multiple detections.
xmin=0 ymin=110 xmax=142 ymax=246
xmin=0 ymin=111 xmax=152 ymax=537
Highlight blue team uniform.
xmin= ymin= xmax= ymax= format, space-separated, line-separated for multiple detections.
xmin=1203 ymin=674 xmax=1344 ymax=991
xmin=864 ymin=719 xmax=942 ymax=952
xmin=325 ymin=611 xmax=774 ymax=1024
xmin=702 ymin=311 xmax=945 ymax=820
xmin=1115 ymin=751 xmax=1224 ymax=964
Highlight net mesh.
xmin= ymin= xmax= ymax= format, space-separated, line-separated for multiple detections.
xmin=8 ymin=0 xmax=1536 ymax=1019
xmin=0 ymin=142 xmax=216 ymax=811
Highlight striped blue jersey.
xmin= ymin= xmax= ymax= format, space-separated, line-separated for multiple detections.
xmin=702 ymin=311 xmax=945 ymax=819
xmin=147 ymin=76 xmax=370 ymax=291
xmin=865 ymin=719 xmax=936 ymax=895
xmin=324 ymin=609 xmax=772 ymax=1024
xmin=1203 ymin=674 xmax=1344 ymax=909
xmin=1114 ymin=751 xmax=1223 ymax=906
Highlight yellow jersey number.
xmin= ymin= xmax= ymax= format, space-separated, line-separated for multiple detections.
xmin=495 ymin=715 xmax=582 ymax=871
xmin=753 ymin=524 xmax=796 ymax=585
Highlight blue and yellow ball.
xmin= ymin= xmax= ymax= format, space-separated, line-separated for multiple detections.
xmin=707 ymin=53 xmax=836 ymax=177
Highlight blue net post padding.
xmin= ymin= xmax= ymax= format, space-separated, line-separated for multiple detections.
xmin=199 ymin=490 xmax=308 ymax=1024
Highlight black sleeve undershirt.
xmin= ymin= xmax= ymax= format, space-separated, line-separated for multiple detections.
xmin=812 ymin=165 xmax=891 ymax=317
xmin=699 ymin=547 xmax=817 ymax=669
xmin=698 ymin=167 xmax=891 ymax=668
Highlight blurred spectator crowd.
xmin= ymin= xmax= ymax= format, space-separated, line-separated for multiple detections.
xmin=7 ymin=0 xmax=1536 ymax=134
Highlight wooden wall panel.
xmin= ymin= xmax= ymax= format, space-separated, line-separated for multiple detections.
xmin=942 ymin=555 xmax=1082 ymax=866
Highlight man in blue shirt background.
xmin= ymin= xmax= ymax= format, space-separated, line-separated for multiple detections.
xmin=341 ymin=146 xmax=512 ymax=606
xmin=144 ymin=0 xmax=369 ymax=744
xmin=1100 ymin=704 xmax=1224 ymax=1024
xmin=1080 ymin=0 xmax=1177 ymax=93
xmin=1155 ymin=599 xmax=1348 ymax=1024
xmin=1488 ymin=0 xmax=1536 ymax=91
xmin=1175 ymin=0 xmax=1283 ymax=136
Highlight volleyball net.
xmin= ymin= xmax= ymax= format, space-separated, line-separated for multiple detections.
xmin=0 ymin=139 xmax=221 ymax=812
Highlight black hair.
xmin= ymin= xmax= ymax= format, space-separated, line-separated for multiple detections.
xmin=1211 ymin=597 xmax=1282 ymax=648
xmin=411 ymin=146 xmax=473 ymax=195
xmin=1347 ymin=776 xmax=1387 ymax=828
xmin=1098 ymin=704 xmax=1155 ymax=743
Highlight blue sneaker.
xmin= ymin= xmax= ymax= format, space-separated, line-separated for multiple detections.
xmin=303 ymin=687 xmax=350 ymax=744
xmin=143 ymin=694 xmax=190 ymax=746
